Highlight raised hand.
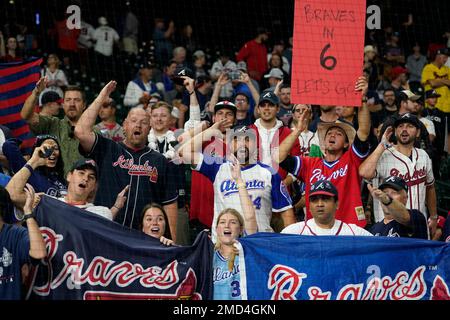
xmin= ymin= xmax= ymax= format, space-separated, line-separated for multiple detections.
xmin=355 ymin=76 xmax=368 ymax=97
xmin=381 ymin=126 xmax=394 ymax=147
xmin=229 ymin=153 xmax=243 ymax=181
xmin=97 ymin=80 xmax=117 ymax=105
xmin=294 ymin=105 xmax=311 ymax=132
xmin=113 ymin=185 xmax=130 ymax=211
xmin=34 ymin=77 xmax=49 ymax=95
xmin=23 ymin=183 xmax=38 ymax=214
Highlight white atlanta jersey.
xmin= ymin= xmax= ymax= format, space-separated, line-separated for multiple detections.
xmin=195 ymin=154 xmax=292 ymax=241
xmin=374 ymin=147 xmax=434 ymax=222
xmin=281 ymin=219 xmax=373 ymax=236
xmin=93 ymin=26 xmax=119 ymax=56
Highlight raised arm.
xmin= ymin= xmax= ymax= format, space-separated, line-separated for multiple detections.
xmin=20 ymin=77 xmax=48 ymax=127
xmin=368 ymin=184 xmax=410 ymax=225
xmin=208 ymin=73 xmax=229 ymax=113
xmin=358 ymin=127 xmax=393 ymax=179
xmin=276 ymin=108 xmax=310 ymax=163
xmin=5 ymin=146 xmax=47 ymax=210
xmin=75 ymin=81 xmax=117 ymax=152
xmin=182 ymin=76 xmax=202 ymax=129
xmin=356 ymin=76 xmax=371 ymax=141
xmin=229 ymin=154 xmax=257 ymax=235
xmin=239 ymin=72 xmax=260 ymax=106
xmin=23 ymin=184 xmax=47 ymax=259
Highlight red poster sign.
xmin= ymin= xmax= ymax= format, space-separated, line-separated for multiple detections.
xmin=291 ymin=0 xmax=367 ymax=106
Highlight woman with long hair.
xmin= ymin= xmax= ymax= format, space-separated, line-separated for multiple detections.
xmin=139 ymin=203 xmax=174 ymax=246
xmin=41 ymin=53 xmax=68 ymax=98
xmin=213 ymin=154 xmax=257 ymax=300
xmin=2 ymin=134 xmax=67 ymax=198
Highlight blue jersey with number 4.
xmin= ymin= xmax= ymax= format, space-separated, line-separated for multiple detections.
xmin=213 ymin=250 xmax=241 ymax=300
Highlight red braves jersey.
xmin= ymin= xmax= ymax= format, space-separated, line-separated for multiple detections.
xmin=290 ymin=143 xmax=369 ymax=227
xmin=189 ymin=138 xmax=227 ymax=227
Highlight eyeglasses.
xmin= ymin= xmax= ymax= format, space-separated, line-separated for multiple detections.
xmin=235 ymin=99 xmax=247 ymax=103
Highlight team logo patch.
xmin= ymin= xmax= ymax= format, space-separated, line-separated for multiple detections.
xmin=355 ymin=206 xmax=365 ymax=221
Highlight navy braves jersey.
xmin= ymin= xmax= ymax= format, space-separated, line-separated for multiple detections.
xmin=82 ymin=133 xmax=178 ymax=229
xmin=369 ymin=209 xmax=428 ymax=239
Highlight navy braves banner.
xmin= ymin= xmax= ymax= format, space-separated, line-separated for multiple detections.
xmin=27 ymin=196 xmax=213 ymax=300
xmin=238 ymin=233 xmax=450 ymax=300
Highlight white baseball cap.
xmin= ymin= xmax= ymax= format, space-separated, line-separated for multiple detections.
xmin=264 ymin=68 xmax=283 ymax=79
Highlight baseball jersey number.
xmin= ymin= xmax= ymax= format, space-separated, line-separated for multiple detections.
xmin=249 ymin=196 xmax=262 ymax=209
xmin=231 ymin=280 xmax=241 ymax=297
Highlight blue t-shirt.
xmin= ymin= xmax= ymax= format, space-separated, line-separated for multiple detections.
xmin=0 ymin=224 xmax=30 ymax=300
xmin=369 ymin=209 xmax=428 ymax=239
xmin=213 ymin=250 xmax=241 ymax=300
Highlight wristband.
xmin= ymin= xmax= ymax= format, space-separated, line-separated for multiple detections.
xmin=23 ymin=212 xmax=36 ymax=221
xmin=429 ymin=215 xmax=438 ymax=220
xmin=24 ymin=163 xmax=34 ymax=173
xmin=113 ymin=205 xmax=120 ymax=210
xmin=188 ymin=90 xmax=195 ymax=96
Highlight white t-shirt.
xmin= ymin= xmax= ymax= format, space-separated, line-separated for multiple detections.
xmin=56 ymin=197 xmax=113 ymax=220
xmin=93 ymin=26 xmax=119 ymax=56
xmin=281 ymin=219 xmax=373 ymax=236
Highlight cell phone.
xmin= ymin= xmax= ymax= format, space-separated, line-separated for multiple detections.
xmin=39 ymin=146 xmax=55 ymax=158
xmin=172 ymin=76 xmax=185 ymax=86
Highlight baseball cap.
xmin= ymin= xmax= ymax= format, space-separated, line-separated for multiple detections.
xmin=70 ymin=158 xmax=99 ymax=178
xmin=259 ymin=91 xmax=280 ymax=105
xmin=264 ymin=68 xmax=284 ymax=79
xmin=390 ymin=66 xmax=407 ymax=79
xmin=425 ymin=89 xmax=441 ymax=99
xmin=214 ymin=100 xmax=237 ymax=115
xmin=394 ymin=113 xmax=421 ymax=129
xmin=436 ymin=48 xmax=449 ymax=56
xmin=400 ymin=90 xmax=421 ymax=101
xmin=40 ymin=91 xmax=62 ymax=106
xmin=309 ymin=180 xmax=338 ymax=198
xmin=236 ymin=61 xmax=247 ymax=72
xmin=379 ymin=176 xmax=408 ymax=193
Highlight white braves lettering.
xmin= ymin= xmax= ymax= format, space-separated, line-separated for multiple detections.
xmin=33 ymin=228 xmax=179 ymax=296
xmin=310 ymin=164 xmax=348 ymax=183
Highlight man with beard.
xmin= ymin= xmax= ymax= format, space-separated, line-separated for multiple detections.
xmin=21 ymin=77 xmax=86 ymax=176
xmin=379 ymin=90 xmax=432 ymax=156
xmin=359 ymin=113 xmax=438 ymax=238
xmin=179 ymin=123 xmax=295 ymax=242
xmin=74 ymin=81 xmax=178 ymax=240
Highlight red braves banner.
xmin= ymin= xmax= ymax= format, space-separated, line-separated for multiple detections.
xmin=291 ymin=0 xmax=366 ymax=106
xmin=27 ymin=196 xmax=213 ymax=300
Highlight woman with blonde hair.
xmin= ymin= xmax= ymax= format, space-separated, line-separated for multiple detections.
xmin=213 ymin=154 xmax=257 ymax=300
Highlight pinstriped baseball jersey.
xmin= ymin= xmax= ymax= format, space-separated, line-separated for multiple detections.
xmin=374 ymin=147 xmax=434 ymax=220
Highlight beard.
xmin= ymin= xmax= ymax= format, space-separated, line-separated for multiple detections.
xmin=234 ymin=147 xmax=250 ymax=164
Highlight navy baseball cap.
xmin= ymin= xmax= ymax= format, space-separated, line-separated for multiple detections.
xmin=309 ymin=180 xmax=338 ymax=198
xmin=436 ymin=48 xmax=449 ymax=56
xmin=214 ymin=100 xmax=237 ymax=115
xmin=394 ymin=113 xmax=421 ymax=129
xmin=379 ymin=176 xmax=408 ymax=193
xmin=71 ymin=158 xmax=98 ymax=178
xmin=40 ymin=91 xmax=62 ymax=106
xmin=258 ymin=91 xmax=279 ymax=105
xmin=425 ymin=90 xmax=441 ymax=99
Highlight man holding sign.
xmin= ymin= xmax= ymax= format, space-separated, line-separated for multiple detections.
xmin=276 ymin=77 xmax=371 ymax=228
